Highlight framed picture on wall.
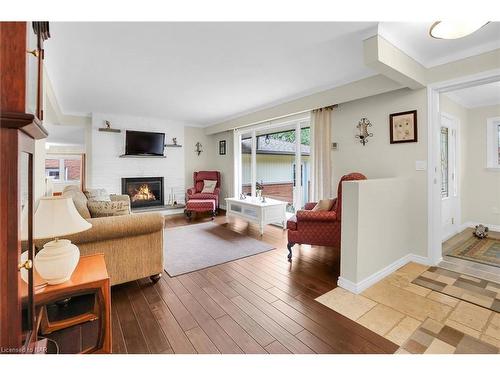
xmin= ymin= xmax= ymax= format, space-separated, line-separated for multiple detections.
xmin=219 ymin=140 xmax=226 ymax=155
xmin=389 ymin=110 xmax=417 ymax=144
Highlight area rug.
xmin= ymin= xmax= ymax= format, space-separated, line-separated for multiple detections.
xmin=164 ymin=222 xmax=274 ymax=277
xmin=397 ymin=318 xmax=499 ymax=354
xmin=446 ymin=236 xmax=500 ymax=268
xmin=412 ymin=267 xmax=500 ymax=312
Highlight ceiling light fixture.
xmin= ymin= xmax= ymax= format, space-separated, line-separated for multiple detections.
xmin=429 ymin=21 xmax=489 ymax=39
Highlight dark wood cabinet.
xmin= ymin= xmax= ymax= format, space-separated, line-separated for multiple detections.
xmin=0 ymin=21 xmax=49 ymax=353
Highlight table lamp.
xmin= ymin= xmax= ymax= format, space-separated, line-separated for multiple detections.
xmin=32 ymin=197 xmax=92 ymax=285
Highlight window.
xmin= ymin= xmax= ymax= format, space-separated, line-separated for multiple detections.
xmin=45 ymin=154 xmax=83 ymax=183
xmin=486 ymin=117 xmax=500 ymax=169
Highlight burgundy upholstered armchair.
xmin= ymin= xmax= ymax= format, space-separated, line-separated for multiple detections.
xmin=286 ymin=172 xmax=367 ymax=260
xmin=186 ymin=171 xmax=222 ymax=210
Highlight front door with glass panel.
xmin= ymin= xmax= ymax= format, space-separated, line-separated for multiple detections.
xmin=440 ymin=114 xmax=459 ymax=241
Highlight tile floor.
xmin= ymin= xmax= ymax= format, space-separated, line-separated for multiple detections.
xmin=412 ymin=267 xmax=500 ymax=312
xmin=316 ymin=262 xmax=500 ymax=352
xmin=398 ymin=318 xmax=499 ymax=354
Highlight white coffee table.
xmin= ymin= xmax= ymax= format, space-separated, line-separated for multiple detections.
xmin=225 ymin=197 xmax=287 ymax=235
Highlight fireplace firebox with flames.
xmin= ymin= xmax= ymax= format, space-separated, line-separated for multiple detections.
xmin=122 ymin=177 xmax=164 ymax=209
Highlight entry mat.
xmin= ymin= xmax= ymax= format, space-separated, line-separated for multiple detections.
xmin=412 ymin=267 xmax=500 ymax=313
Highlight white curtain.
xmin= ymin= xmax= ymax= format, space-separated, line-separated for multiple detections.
xmin=311 ymin=107 xmax=333 ymax=201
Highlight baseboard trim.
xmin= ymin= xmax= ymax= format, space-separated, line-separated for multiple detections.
xmin=461 ymin=221 xmax=500 ymax=233
xmin=442 ymin=229 xmax=460 ymax=242
xmin=442 ymin=221 xmax=500 ymax=242
xmin=409 ymin=253 xmax=433 ymax=266
xmin=336 ymin=277 xmax=360 ymax=294
xmin=337 ymin=253 xmax=431 ymax=294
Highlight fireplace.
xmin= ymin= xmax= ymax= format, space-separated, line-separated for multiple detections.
xmin=122 ymin=177 xmax=164 ymax=209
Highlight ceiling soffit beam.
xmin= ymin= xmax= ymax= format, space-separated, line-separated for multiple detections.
xmin=364 ymin=35 xmax=427 ymax=90
xmin=426 ymin=48 xmax=500 ymax=84
xmin=204 ymin=74 xmax=402 ymax=135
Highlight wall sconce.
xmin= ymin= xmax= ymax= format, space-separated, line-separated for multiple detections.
xmin=355 ymin=117 xmax=373 ymax=146
xmin=195 ymin=142 xmax=203 ymax=156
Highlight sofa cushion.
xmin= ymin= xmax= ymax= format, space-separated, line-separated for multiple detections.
xmin=201 ymin=180 xmax=217 ymax=193
xmin=311 ymin=199 xmax=335 ymax=212
xmin=87 ymin=200 xmax=131 ymax=218
xmin=84 ymin=188 xmax=111 ymax=201
xmin=62 ymin=185 xmax=91 ymax=219
xmin=287 ymin=215 xmax=298 ymax=231
xmin=110 ymin=194 xmax=131 ymax=203
xmin=35 ymin=212 xmax=165 ymax=247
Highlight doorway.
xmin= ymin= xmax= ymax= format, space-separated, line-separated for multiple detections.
xmin=428 ymin=71 xmax=500 ymax=277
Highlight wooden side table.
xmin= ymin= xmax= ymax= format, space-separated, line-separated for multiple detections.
xmin=23 ymin=254 xmax=111 ymax=353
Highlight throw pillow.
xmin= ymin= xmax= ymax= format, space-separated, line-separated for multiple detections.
xmin=87 ymin=200 xmax=131 ymax=218
xmin=201 ymin=180 xmax=217 ymax=193
xmin=84 ymin=188 xmax=111 ymax=201
xmin=62 ymin=187 xmax=91 ymax=219
xmin=311 ymin=199 xmax=335 ymax=212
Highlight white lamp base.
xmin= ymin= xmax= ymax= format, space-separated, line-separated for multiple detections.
xmin=34 ymin=239 xmax=80 ymax=285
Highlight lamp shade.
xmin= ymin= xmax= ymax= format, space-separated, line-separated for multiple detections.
xmin=33 ymin=197 xmax=92 ymax=239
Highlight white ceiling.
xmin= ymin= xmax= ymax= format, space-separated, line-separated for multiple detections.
xmin=44 ymin=22 xmax=500 ymax=127
xmin=444 ymin=81 xmax=500 ymax=108
xmin=44 ymin=22 xmax=378 ymax=126
xmin=379 ymin=22 xmax=500 ymax=67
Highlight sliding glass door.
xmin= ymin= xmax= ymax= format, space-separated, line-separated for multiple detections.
xmin=234 ymin=116 xmax=310 ymax=216
xmin=299 ymin=126 xmax=311 ymax=208
xmin=256 ymin=126 xmax=297 ymax=213
xmin=240 ymin=131 xmax=253 ymax=198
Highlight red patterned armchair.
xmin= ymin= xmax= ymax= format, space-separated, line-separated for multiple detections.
xmin=286 ymin=172 xmax=367 ymax=260
xmin=186 ymin=171 xmax=222 ymax=210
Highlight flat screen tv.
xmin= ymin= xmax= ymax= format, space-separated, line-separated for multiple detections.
xmin=125 ymin=130 xmax=165 ymax=156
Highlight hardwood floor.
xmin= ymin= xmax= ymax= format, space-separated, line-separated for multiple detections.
xmin=111 ymin=213 xmax=398 ymax=354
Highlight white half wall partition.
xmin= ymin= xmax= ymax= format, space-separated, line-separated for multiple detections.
xmin=338 ymin=177 xmax=430 ymax=294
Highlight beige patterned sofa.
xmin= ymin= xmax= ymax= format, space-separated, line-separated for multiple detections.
xmin=36 ymin=186 xmax=165 ymax=286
